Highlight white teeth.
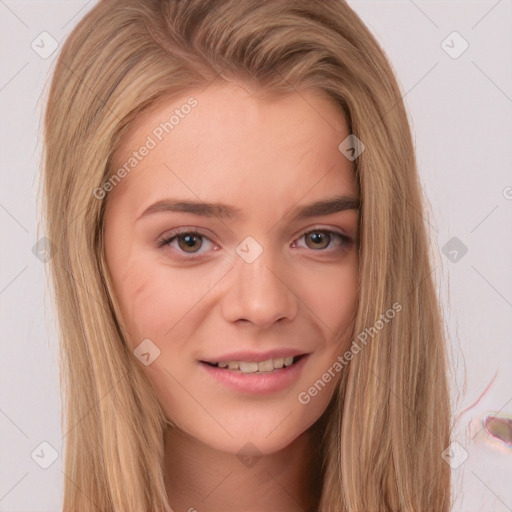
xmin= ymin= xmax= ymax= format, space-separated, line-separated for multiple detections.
xmin=257 ymin=359 xmax=274 ymax=372
xmin=273 ymin=357 xmax=284 ymax=369
xmin=213 ymin=356 xmax=298 ymax=372
xmin=239 ymin=361 xmax=259 ymax=373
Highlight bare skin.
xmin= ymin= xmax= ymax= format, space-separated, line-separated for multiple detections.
xmin=103 ymin=79 xmax=359 ymax=512
xmin=163 ymin=409 xmax=327 ymax=512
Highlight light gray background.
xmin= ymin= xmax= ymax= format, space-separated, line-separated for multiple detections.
xmin=1 ymin=1 xmax=511 ymax=511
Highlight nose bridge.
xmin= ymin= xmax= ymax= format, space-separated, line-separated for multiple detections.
xmin=222 ymin=236 xmax=297 ymax=326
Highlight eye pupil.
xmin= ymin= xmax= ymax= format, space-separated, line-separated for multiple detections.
xmin=178 ymin=234 xmax=202 ymax=252
xmin=306 ymin=232 xmax=329 ymax=249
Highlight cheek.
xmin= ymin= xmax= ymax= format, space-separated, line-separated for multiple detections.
xmin=295 ymin=258 xmax=358 ymax=338
xmin=110 ymin=256 xmax=225 ymax=351
xmin=111 ymin=265 xmax=187 ymax=348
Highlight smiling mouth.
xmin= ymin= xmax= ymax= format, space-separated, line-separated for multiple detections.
xmin=200 ymin=355 xmax=306 ymax=374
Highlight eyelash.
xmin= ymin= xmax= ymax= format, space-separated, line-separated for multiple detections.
xmin=156 ymin=227 xmax=353 ymax=259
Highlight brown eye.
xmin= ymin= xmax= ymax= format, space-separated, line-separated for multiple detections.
xmin=295 ymin=229 xmax=352 ymax=252
xmin=157 ymin=230 xmax=214 ymax=257
xmin=305 ymin=231 xmax=331 ymax=250
xmin=176 ymin=233 xmax=203 ymax=253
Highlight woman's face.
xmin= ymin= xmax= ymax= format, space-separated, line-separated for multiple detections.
xmin=104 ymin=81 xmax=359 ymax=456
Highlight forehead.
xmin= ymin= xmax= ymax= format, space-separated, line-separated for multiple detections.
xmin=108 ymin=81 xmax=357 ymax=215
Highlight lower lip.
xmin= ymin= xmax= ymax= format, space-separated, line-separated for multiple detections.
xmin=199 ymin=355 xmax=309 ymax=395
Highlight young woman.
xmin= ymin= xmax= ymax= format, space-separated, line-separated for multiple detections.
xmin=41 ymin=0 xmax=452 ymax=510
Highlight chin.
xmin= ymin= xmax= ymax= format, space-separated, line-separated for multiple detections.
xmin=171 ymin=403 xmax=325 ymax=457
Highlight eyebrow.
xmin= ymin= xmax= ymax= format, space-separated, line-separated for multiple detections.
xmin=136 ymin=195 xmax=360 ymax=222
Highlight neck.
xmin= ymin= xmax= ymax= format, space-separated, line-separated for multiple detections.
xmin=163 ymin=423 xmax=324 ymax=512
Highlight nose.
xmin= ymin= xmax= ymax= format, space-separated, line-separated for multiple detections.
xmin=221 ymin=243 xmax=298 ymax=328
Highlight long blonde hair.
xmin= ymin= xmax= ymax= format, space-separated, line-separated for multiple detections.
xmin=41 ymin=0 xmax=451 ymax=510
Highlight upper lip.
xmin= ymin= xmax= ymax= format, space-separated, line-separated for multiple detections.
xmin=201 ymin=348 xmax=308 ymax=363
